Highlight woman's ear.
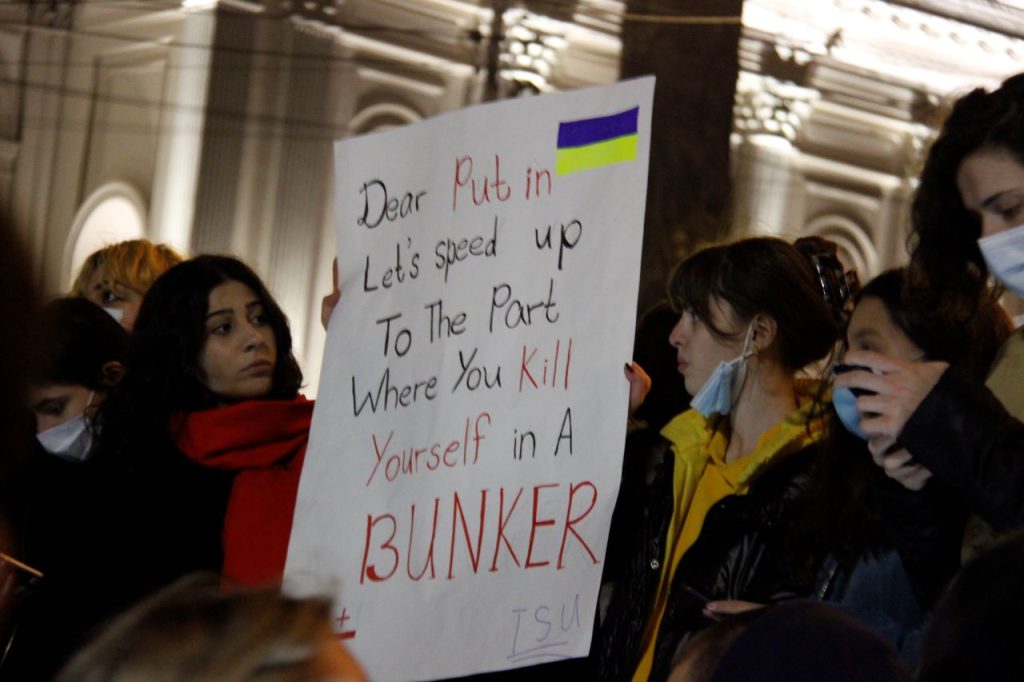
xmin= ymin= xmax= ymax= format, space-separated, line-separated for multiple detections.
xmin=751 ymin=314 xmax=778 ymax=354
xmin=98 ymin=360 xmax=125 ymax=388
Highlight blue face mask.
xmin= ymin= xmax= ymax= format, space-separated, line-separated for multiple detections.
xmin=689 ymin=323 xmax=755 ymax=418
xmin=978 ymin=222 xmax=1024 ymax=298
xmin=831 ymin=385 xmax=867 ymax=440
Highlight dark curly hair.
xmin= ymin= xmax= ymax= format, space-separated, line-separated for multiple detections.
xmin=908 ymin=72 xmax=1024 ymax=318
xmin=100 ymin=256 xmax=302 ymax=458
xmin=667 ymin=236 xmax=840 ymax=372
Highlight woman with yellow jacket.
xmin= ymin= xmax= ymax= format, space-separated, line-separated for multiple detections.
xmin=598 ymin=237 xmax=841 ymax=682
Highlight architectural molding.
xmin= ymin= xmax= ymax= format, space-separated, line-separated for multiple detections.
xmin=743 ymin=0 xmax=1024 ymax=97
xmin=80 ymin=41 xmax=169 ymax=201
xmin=499 ymin=7 xmax=566 ymax=94
xmin=0 ymin=138 xmax=18 ymax=216
xmin=148 ymin=9 xmax=215 ymax=253
xmin=346 ymin=101 xmax=422 ymax=133
xmin=737 ymin=0 xmax=1024 ymax=275
xmin=28 ymin=0 xmax=73 ymax=29
xmin=6 ymin=0 xmax=1024 ymax=389
xmin=734 ymin=72 xmax=817 ymax=142
xmin=889 ymin=0 xmax=1024 ymax=39
xmin=73 ymin=2 xmax=194 ymax=32
xmin=572 ymin=0 xmax=626 ymax=36
xmin=498 ymin=6 xmax=619 ymax=95
xmin=0 ymin=25 xmax=27 ymax=142
xmin=803 ymin=212 xmax=879 ymax=278
xmin=322 ymin=0 xmax=492 ymax=66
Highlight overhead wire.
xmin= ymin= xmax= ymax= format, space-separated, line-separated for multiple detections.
xmin=0 ymin=1 xmax=741 ymax=135
xmin=3 ymin=13 xmax=743 ymax=68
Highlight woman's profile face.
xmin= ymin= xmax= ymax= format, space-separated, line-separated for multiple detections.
xmin=199 ymin=279 xmax=277 ymax=403
xmin=82 ymin=266 xmax=143 ymax=332
xmin=957 ymin=148 xmax=1024 ymax=238
xmin=845 ymin=295 xmax=923 ymax=362
xmin=668 ymin=298 xmax=746 ymax=397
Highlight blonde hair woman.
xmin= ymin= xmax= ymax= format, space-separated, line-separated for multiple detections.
xmin=72 ymin=239 xmax=183 ymax=331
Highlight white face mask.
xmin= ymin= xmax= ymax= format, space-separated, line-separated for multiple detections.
xmin=35 ymin=391 xmax=96 ymax=462
xmin=36 ymin=414 xmax=95 ymax=462
xmin=102 ymin=306 xmax=124 ymax=323
xmin=978 ymin=223 xmax=1024 ymax=298
xmin=689 ymin=322 xmax=756 ymax=418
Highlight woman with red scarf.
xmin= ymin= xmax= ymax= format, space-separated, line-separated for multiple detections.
xmin=101 ymin=255 xmax=313 ymax=587
xmin=4 ymin=256 xmax=323 ymax=679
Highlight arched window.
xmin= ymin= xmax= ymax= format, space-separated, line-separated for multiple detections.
xmin=65 ymin=182 xmax=148 ymax=289
xmin=347 ymin=102 xmax=421 ymax=136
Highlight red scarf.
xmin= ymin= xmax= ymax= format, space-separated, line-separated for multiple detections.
xmin=177 ymin=397 xmax=313 ymax=586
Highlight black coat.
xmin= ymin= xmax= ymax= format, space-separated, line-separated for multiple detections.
xmin=0 ymin=439 xmax=231 ymax=680
xmin=597 ymin=442 xmax=820 ymax=682
xmin=900 ymin=366 xmax=1024 ymax=531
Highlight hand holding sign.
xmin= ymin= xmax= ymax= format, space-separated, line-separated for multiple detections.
xmin=321 ymin=258 xmax=341 ymax=331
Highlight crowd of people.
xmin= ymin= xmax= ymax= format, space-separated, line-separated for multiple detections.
xmin=3 ymin=72 xmax=1024 ymax=681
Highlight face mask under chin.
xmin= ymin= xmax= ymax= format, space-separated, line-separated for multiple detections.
xmin=689 ymin=323 xmax=756 ymax=418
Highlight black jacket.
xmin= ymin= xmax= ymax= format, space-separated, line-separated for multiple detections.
xmin=597 ymin=442 xmax=820 ymax=682
xmin=0 ymin=439 xmax=231 ymax=680
xmin=900 ymin=366 xmax=1024 ymax=531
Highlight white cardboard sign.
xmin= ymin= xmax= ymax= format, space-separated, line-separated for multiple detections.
xmin=285 ymin=77 xmax=654 ymax=681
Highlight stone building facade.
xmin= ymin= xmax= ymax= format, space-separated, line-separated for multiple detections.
xmin=2 ymin=0 xmax=1021 ymax=391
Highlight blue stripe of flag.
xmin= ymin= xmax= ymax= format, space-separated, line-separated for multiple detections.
xmin=557 ymin=106 xmax=639 ymax=149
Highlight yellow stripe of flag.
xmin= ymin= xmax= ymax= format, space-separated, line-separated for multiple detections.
xmin=556 ymin=134 xmax=638 ymax=175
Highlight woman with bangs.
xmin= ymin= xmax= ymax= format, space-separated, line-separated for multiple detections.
xmin=598 ymin=237 xmax=840 ymax=682
xmin=72 ymin=239 xmax=183 ymax=331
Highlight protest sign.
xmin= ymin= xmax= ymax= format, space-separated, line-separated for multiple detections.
xmin=285 ymin=76 xmax=654 ymax=681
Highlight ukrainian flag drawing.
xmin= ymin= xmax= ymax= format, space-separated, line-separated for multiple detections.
xmin=556 ymin=106 xmax=639 ymax=175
